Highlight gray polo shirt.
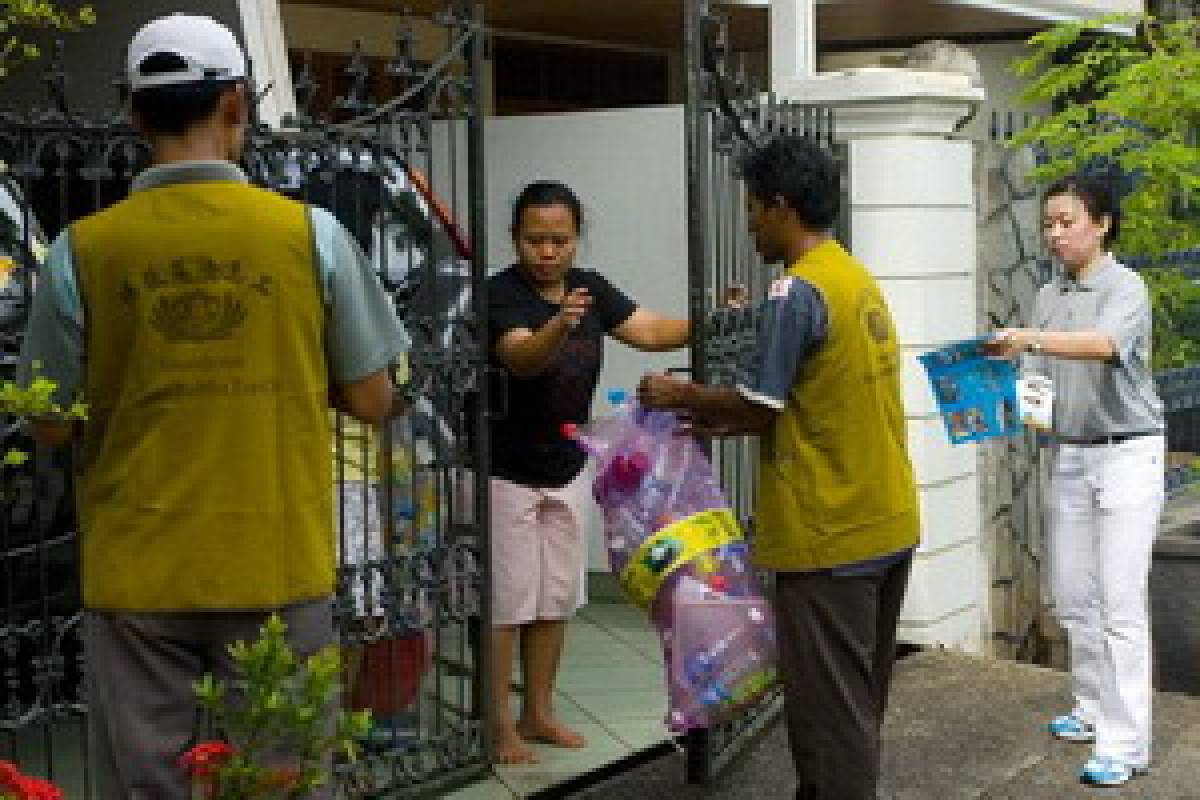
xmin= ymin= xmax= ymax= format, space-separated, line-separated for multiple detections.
xmin=18 ymin=160 xmax=409 ymax=406
xmin=1027 ymin=255 xmax=1163 ymax=439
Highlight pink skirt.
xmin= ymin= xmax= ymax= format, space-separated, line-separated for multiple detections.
xmin=490 ymin=470 xmax=591 ymax=626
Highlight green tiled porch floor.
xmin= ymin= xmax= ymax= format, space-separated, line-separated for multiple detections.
xmin=448 ymin=602 xmax=674 ymax=799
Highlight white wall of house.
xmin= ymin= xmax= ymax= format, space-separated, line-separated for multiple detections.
xmin=964 ymin=40 xmax=1054 ymax=138
xmin=481 ymin=107 xmax=691 ymax=573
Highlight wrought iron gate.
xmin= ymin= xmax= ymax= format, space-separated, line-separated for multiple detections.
xmin=683 ymin=0 xmax=841 ymax=784
xmin=0 ymin=4 xmax=490 ymax=796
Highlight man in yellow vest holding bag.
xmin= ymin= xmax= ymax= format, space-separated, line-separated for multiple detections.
xmin=639 ymin=133 xmax=919 ymax=800
xmin=18 ymin=14 xmax=406 ymax=798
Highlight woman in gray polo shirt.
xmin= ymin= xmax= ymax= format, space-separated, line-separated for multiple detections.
xmin=987 ymin=175 xmax=1164 ymax=788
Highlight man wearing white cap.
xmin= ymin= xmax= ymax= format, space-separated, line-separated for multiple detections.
xmin=18 ymin=13 xmax=407 ymax=797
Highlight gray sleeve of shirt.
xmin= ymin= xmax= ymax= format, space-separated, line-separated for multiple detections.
xmin=1020 ymin=283 xmax=1055 ymax=376
xmin=1094 ymin=272 xmax=1152 ymax=369
xmin=736 ymin=277 xmax=828 ymax=411
xmin=17 ymin=232 xmax=82 ymax=406
xmin=312 ymin=207 xmax=410 ymax=384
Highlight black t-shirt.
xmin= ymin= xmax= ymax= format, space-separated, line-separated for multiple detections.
xmin=487 ymin=266 xmax=636 ymax=488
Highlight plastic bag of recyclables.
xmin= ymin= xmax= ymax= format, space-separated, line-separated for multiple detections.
xmin=563 ymin=390 xmax=778 ymax=732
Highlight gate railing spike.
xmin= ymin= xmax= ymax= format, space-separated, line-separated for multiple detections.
xmin=39 ymin=40 xmax=70 ymax=124
xmin=386 ymin=14 xmax=420 ymax=80
xmin=334 ymin=40 xmax=377 ymax=116
xmin=287 ymin=51 xmax=320 ymax=128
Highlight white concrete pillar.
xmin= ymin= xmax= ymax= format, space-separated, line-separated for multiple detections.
xmin=777 ymin=70 xmax=990 ymax=653
xmin=236 ymin=0 xmax=296 ymax=127
xmin=770 ymin=0 xmax=816 ymax=89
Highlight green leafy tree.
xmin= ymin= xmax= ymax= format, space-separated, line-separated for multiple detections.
xmin=1144 ymin=264 xmax=1200 ymax=369
xmin=1012 ymin=13 xmax=1200 ymax=368
xmin=0 ymin=1 xmax=95 ymax=78
xmin=1012 ymin=13 xmax=1200 ymax=255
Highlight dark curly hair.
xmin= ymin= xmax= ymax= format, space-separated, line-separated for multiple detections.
xmin=1044 ymin=174 xmax=1121 ymax=248
xmin=737 ymin=134 xmax=841 ymax=231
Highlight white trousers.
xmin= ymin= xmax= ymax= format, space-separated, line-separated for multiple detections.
xmin=1047 ymin=434 xmax=1164 ymax=766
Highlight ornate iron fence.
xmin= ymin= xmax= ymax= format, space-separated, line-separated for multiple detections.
xmin=0 ymin=4 xmax=491 ymax=796
xmin=684 ymin=0 xmax=841 ymax=784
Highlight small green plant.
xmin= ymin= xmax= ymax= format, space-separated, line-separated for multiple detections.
xmin=182 ymin=614 xmax=371 ymax=799
xmin=0 ymin=1 xmax=96 ymax=78
xmin=0 ymin=365 xmax=86 ymax=464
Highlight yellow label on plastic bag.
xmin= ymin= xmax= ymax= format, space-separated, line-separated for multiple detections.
xmin=619 ymin=508 xmax=742 ymax=610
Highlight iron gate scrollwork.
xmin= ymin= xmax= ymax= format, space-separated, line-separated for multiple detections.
xmin=0 ymin=4 xmax=490 ymax=797
xmin=684 ymin=0 xmax=842 ymax=785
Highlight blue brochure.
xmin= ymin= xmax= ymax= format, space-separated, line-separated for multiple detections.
xmin=918 ymin=337 xmax=1022 ymax=445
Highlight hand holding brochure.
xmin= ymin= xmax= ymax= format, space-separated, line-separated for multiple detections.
xmin=919 ymin=337 xmax=1023 ymax=445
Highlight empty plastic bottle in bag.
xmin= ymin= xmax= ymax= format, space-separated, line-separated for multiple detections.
xmin=563 ymin=388 xmax=778 ymax=732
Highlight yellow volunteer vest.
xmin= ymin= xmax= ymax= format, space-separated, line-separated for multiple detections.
xmin=72 ymin=181 xmax=333 ymax=611
xmin=754 ymin=240 xmax=919 ymax=570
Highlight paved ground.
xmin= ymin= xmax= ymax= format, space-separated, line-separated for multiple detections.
xmin=571 ymin=502 xmax=1200 ymax=800
xmin=573 ymin=650 xmax=1200 ymax=800
xmin=1155 ymin=493 xmax=1200 ymax=696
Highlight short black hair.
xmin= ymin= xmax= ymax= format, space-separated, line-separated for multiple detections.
xmin=738 ymin=134 xmax=841 ymax=231
xmin=511 ymin=180 xmax=584 ymax=234
xmin=130 ymin=52 xmax=241 ymax=137
xmin=1044 ymin=174 xmax=1121 ymax=247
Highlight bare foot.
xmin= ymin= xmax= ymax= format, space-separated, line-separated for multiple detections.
xmin=517 ymin=716 xmax=587 ymax=749
xmin=494 ymin=724 xmax=538 ymax=765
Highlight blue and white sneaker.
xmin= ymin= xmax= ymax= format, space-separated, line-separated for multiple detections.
xmin=1079 ymin=755 xmax=1149 ymax=787
xmin=1047 ymin=713 xmax=1096 ymax=743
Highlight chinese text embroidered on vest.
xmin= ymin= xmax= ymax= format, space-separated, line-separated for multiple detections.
xmin=72 ymin=181 xmax=333 ymax=611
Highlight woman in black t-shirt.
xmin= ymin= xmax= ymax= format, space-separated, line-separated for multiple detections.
xmin=488 ymin=181 xmax=689 ymax=764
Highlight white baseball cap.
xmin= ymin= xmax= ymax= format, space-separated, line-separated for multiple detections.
xmin=127 ymin=14 xmax=247 ymax=91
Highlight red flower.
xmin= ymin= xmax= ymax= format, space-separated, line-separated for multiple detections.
xmin=0 ymin=766 xmax=64 ymax=800
xmin=12 ymin=776 xmax=63 ymax=800
xmin=179 ymin=741 xmax=237 ymax=779
xmin=0 ymin=760 xmax=21 ymax=792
